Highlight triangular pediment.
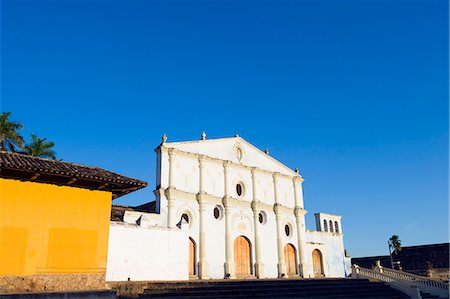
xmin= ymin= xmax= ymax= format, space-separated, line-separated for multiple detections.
xmin=164 ymin=136 xmax=299 ymax=177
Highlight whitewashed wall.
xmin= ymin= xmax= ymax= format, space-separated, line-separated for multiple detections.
xmin=203 ymin=202 xmax=226 ymax=278
xmin=305 ymin=230 xmax=347 ymax=278
xmin=258 ymin=210 xmax=278 ymax=278
xmin=106 ymin=222 xmax=189 ymax=281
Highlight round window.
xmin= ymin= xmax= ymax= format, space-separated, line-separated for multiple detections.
xmin=213 ymin=205 xmax=224 ymax=220
xmin=285 ymin=224 xmax=291 ymax=236
xmin=236 ymin=183 xmax=244 ymax=197
xmin=214 ymin=207 xmax=220 ymax=219
xmin=258 ymin=211 xmax=267 ymax=224
xmin=181 ymin=213 xmax=189 ymax=223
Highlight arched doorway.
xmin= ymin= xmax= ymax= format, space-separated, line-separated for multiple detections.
xmin=189 ymin=238 xmax=196 ymax=276
xmin=234 ymin=236 xmax=251 ymax=276
xmin=284 ymin=243 xmax=297 ymax=276
xmin=312 ymin=249 xmax=324 ymax=277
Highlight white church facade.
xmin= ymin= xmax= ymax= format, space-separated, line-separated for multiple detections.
xmin=106 ymin=135 xmax=351 ymax=282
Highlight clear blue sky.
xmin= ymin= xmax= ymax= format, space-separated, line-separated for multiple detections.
xmin=1 ymin=0 xmax=448 ymax=257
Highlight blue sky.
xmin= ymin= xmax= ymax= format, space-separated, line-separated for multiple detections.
xmin=1 ymin=0 xmax=448 ymax=257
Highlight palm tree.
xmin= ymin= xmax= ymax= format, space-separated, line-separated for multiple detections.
xmin=388 ymin=235 xmax=402 ymax=269
xmin=23 ymin=134 xmax=56 ymax=160
xmin=0 ymin=112 xmax=25 ymax=152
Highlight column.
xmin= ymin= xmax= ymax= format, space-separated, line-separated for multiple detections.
xmin=223 ymin=161 xmax=235 ymax=278
xmin=273 ymin=173 xmax=286 ymax=277
xmin=251 ymin=168 xmax=264 ymax=278
xmin=197 ymin=155 xmax=209 ymax=278
xmin=167 ymin=148 xmax=177 ymax=228
xmin=293 ymin=177 xmax=309 ymax=278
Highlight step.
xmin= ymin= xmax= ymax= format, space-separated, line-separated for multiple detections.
xmin=133 ymin=279 xmax=410 ymax=299
xmin=142 ymin=283 xmax=397 ymax=295
xmin=142 ymin=280 xmax=392 ymax=293
xmin=142 ymin=279 xmax=381 ymax=290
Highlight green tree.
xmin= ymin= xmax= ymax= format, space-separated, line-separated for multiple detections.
xmin=0 ymin=112 xmax=25 ymax=152
xmin=389 ymin=235 xmax=402 ymax=254
xmin=23 ymin=134 xmax=56 ymax=160
xmin=388 ymin=235 xmax=402 ymax=268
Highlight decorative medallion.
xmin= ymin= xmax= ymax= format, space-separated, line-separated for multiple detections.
xmin=234 ymin=144 xmax=244 ymax=162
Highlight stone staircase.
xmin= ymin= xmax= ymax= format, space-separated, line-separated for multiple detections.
xmin=133 ymin=278 xmax=411 ymax=298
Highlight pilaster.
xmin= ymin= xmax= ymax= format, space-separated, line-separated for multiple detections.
xmin=223 ymin=162 xmax=235 ymax=278
xmin=273 ymin=173 xmax=286 ymax=278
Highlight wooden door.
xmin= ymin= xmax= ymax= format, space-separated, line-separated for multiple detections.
xmin=284 ymin=244 xmax=297 ymax=275
xmin=189 ymin=238 xmax=196 ymax=276
xmin=312 ymin=249 xmax=324 ymax=277
xmin=234 ymin=236 xmax=251 ymax=276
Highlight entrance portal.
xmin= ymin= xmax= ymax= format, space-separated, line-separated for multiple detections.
xmin=312 ymin=249 xmax=324 ymax=277
xmin=189 ymin=237 xmax=196 ymax=276
xmin=234 ymin=236 xmax=251 ymax=276
xmin=284 ymin=243 xmax=297 ymax=276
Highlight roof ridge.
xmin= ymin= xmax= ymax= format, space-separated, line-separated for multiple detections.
xmin=0 ymin=150 xmax=107 ymax=170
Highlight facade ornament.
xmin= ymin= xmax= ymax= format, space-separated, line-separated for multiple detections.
xmin=265 ymin=148 xmax=269 ymax=155
xmin=235 ymin=134 xmax=239 ymax=137
xmin=161 ymin=133 xmax=167 ymax=144
xmin=201 ymin=131 xmax=206 ymax=140
xmin=295 ymin=168 xmax=299 ymax=173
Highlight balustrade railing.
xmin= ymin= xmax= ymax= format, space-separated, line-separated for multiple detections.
xmin=352 ymin=264 xmax=449 ymax=299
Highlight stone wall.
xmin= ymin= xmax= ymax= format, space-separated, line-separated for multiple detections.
xmin=0 ymin=273 xmax=106 ymax=294
xmin=427 ymin=268 xmax=450 ymax=281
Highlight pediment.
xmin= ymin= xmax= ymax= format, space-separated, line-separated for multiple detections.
xmin=164 ymin=136 xmax=300 ymax=177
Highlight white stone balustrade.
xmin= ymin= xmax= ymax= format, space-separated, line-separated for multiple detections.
xmin=352 ymin=264 xmax=449 ymax=299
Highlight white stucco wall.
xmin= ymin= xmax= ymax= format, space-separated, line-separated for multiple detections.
xmin=106 ymin=221 xmax=189 ymax=281
xmin=306 ymin=230 xmax=348 ymax=278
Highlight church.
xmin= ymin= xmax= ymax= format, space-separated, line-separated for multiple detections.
xmin=106 ymin=134 xmax=351 ymax=281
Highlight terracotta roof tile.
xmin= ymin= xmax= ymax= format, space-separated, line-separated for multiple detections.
xmin=0 ymin=151 xmax=147 ymax=199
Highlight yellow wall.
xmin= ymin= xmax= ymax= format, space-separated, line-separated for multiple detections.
xmin=0 ymin=178 xmax=112 ymax=276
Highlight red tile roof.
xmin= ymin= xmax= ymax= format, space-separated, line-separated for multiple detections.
xmin=0 ymin=151 xmax=147 ymax=199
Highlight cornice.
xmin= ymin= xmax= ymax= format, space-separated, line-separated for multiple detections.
xmin=251 ymin=201 xmax=274 ymax=212
xmin=273 ymin=203 xmax=295 ymax=215
xmin=155 ymin=187 xmax=305 ymax=217
xmin=222 ymin=195 xmax=252 ymax=209
xmin=196 ymin=192 xmax=222 ymax=205
xmin=294 ymin=207 xmax=308 ymax=217
xmin=164 ymin=187 xmax=196 ymax=202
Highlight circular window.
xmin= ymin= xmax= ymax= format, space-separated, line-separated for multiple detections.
xmin=236 ymin=183 xmax=244 ymax=197
xmin=258 ymin=211 xmax=267 ymax=224
xmin=285 ymin=224 xmax=291 ymax=236
xmin=181 ymin=213 xmax=189 ymax=223
xmin=213 ymin=205 xmax=224 ymax=220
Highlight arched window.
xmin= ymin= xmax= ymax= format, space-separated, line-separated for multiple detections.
xmin=335 ymin=221 xmax=339 ymax=233
xmin=285 ymin=224 xmax=291 ymax=237
xmin=329 ymin=220 xmax=334 ymax=233
xmin=181 ymin=213 xmax=190 ymax=223
xmin=323 ymin=220 xmax=328 ymax=232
